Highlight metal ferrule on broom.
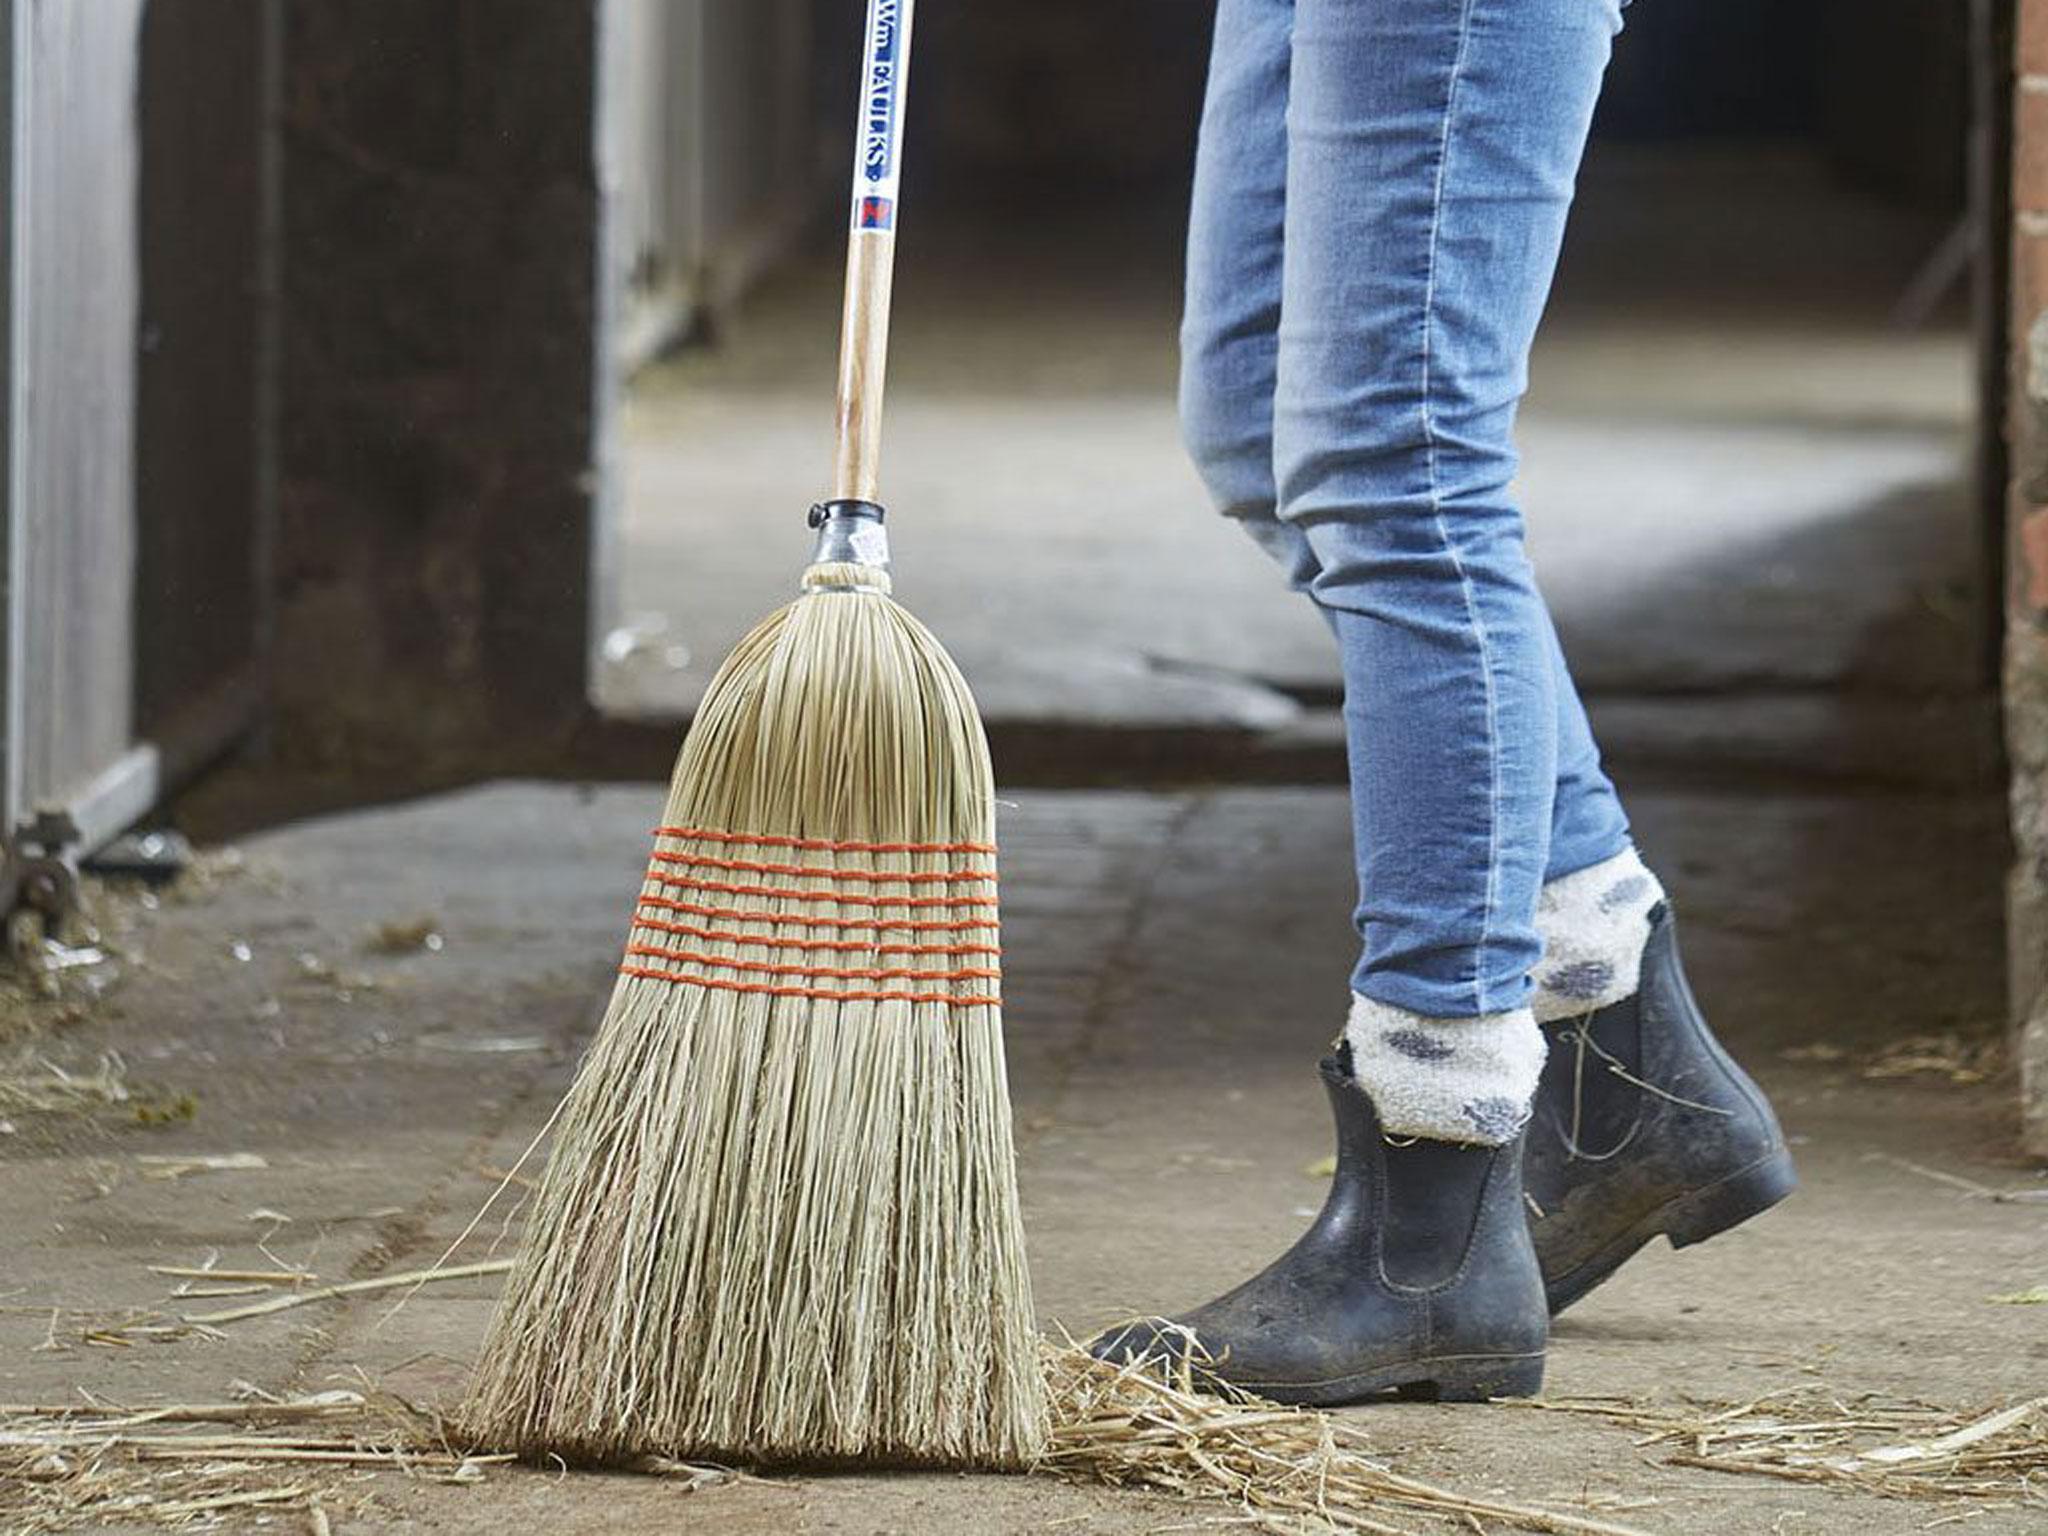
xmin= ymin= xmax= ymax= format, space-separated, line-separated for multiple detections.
xmin=805 ymin=498 xmax=891 ymax=586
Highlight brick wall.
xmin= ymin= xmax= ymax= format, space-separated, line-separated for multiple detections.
xmin=2009 ymin=0 xmax=2048 ymax=1156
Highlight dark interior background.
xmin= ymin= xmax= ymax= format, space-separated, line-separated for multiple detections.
xmin=125 ymin=0 xmax=1986 ymax=834
xmin=822 ymin=0 xmax=1974 ymax=210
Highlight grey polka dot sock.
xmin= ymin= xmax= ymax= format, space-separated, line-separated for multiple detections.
xmin=1533 ymin=846 xmax=1665 ymax=1024
xmin=1343 ymin=995 xmax=1546 ymax=1146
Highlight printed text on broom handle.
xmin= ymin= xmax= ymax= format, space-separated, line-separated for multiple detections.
xmin=833 ymin=0 xmax=916 ymax=505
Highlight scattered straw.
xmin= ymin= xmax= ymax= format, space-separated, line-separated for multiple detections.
xmin=0 ymin=1390 xmax=488 ymax=1533
xmin=1040 ymin=1344 xmax=1652 ymax=1536
xmin=1783 ymin=1033 xmax=2008 ymax=1087
xmin=6 ymin=1363 xmax=1638 ymax=1536
xmin=15 ymin=1370 xmax=2044 ymax=1532
xmin=1515 ymin=1389 xmax=2048 ymax=1512
xmin=180 ymin=1260 xmax=513 ymax=1326
xmin=0 ymin=1053 xmax=128 ymax=1114
xmin=135 ymin=1153 xmax=267 ymax=1181
xmin=1 ymin=1303 xmax=224 ymax=1352
xmin=148 ymin=1266 xmax=318 ymax=1287
xmin=1865 ymin=1153 xmax=2048 ymax=1206
xmin=1988 ymin=1286 xmax=2048 ymax=1305
xmin=1860 ymin=1032 xmax=2005 ymax=1086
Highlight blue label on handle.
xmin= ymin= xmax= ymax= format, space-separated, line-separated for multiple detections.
xmin=861 ymin=0 xmax=903 ymax=189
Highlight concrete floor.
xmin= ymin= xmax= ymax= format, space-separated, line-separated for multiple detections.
xmin=4 ymin=776 xmax=2043 ymax=1533
xmin=604 ymin=146 xmax=1988 ymax=783
xmin=3 ymin=139 xmax=2030 ymax=1535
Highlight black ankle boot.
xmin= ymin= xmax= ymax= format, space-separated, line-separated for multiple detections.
xmin=1091 ymin=1057 xmax=1547 ymax=1405
xmin=1526 ymin=903 xmax=1797 ymax=1315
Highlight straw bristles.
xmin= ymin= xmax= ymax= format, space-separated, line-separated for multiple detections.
xmin=462 ymin=563 xmax=1045 ymax=1468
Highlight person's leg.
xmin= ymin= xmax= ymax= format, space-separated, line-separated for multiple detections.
xmin=1543 ymin=616 xmax=1630 ymax=884
xmin=1096 ymin=0 xmax=1597 ymax=1402
xmin=1153 ymin=0 xmax=1792 ymax=1352
xmin=1273 ymin=0 xmax=1624 ymax=1143
xmin=1182 ymin=0 xmax=1654 ymax=1048
xmin=1529 ymin=610 xmax=1662 ymax=1021
xmin=1179 ymin=0 xmax=1317 ymax=590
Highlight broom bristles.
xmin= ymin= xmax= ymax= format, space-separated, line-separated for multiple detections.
xmin=463 ymin=561 xmax=1047 ymax=1467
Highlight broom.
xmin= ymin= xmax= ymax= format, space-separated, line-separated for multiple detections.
xmin=463 ymin=0 xmax=1046 ymax=1467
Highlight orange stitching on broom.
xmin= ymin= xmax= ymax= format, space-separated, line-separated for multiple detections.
xmin=623 ymin=944 xmax=1001 ymax=984
xmin=647 ymin=851 xmax=994 ymax=884
xmin=618 ymin=962 xmax=1000 ymax=1008
xmin=632 ymin=915 xmax=1001 ymax=958
xmin=655 ymin=826 xmax=997 ymax=856
xmin=644 ymin=874 xmax=999 ymax=912
xmin=636 ymin=895 xmax=997 ymax=935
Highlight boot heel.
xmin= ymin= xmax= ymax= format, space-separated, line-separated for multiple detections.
xmin=1406 ymin=1352 xmax=1546 ymax=1403
xmin=1665 ymin=1148 xmax=1797 ymax=1249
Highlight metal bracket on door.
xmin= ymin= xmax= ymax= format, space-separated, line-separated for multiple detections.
xmin=0 ymin=741 xmax=159 ymax=935
xmin=2 ymin=803 xmax=77 ymax=925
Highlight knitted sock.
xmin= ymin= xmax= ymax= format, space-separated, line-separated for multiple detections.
xmin=1340 ymin=847 xmax=1664 ymax=1144
xmin=1343 ymin=996 xmax=1545 ymax=1147
xmin=1532 ymin=846 xmax=1665 ymax=1024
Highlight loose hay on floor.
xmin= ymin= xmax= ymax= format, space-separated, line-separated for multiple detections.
xmin=1518 ymin=1389 xmax=2048 ymax=1513
xmin=0 ymin=1052 xmax=128 ymax=1115
xmin=5 ymin=1360 xmax=1650 ymax=1536
xmin=1040 ymin=1345 xmax=1652 ymax=1536
xmin=0 ymin=1391 xmax=503 ymax=1533
xmin=11 ymin=1372 xmax=2044 ymax=1534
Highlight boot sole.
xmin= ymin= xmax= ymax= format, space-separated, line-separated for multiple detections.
xmin=1545 ymin=1145 xmax=1799 ymax=1316
xmin=1230 ymin=1350 xmax=1547 ymax=1408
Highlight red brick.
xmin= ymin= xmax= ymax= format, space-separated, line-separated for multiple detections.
xmin=2013 ymin=229 xmax=2048 ymax=341
xmin=2019 ymin=85 xmax=2048 ymax=212
xmin=2011 ymin=234 xmax=2048 ymax=454
xmin=2019 ymin=503 xmax=2048 ymax=616
xmin=2024 ymin=0 xmax=2048 ymax=77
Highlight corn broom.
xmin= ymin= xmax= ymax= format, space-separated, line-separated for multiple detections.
xmin=463 ymin=0 xmax=1046 ymax=1467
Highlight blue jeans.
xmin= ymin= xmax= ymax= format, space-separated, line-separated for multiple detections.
xmin=1184 ymin=0 xmax=1634 ymax=1020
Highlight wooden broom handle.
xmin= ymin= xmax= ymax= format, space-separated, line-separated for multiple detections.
xmin=832 ymin=0 xmax=915 ymax=505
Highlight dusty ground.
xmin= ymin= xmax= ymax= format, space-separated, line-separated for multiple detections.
xmin=2 ymin=775 xmax=2042 ymax=1534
